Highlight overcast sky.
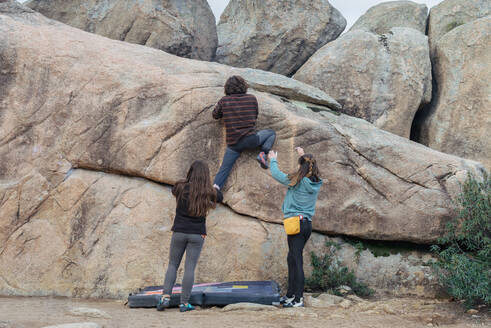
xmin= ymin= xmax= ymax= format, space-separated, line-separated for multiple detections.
xmin=209 ymin=0 xmax=445 ymax=28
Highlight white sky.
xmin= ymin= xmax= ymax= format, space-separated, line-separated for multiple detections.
xmin=208 ymin=0 xmax=445 ymax=28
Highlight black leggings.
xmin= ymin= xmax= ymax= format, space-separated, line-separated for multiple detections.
xmin=286 ymin=220 xmax=312 ymax=301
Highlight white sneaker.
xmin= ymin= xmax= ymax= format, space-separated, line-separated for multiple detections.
xmin=283 ymin=297 xmax=304 ymax=308
xmin=279 ymin=295 xmax=294 ymax=305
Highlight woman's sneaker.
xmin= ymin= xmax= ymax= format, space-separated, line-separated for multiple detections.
xmin=283 ymin=297 xmax=304 ymax=308
xmin=156 ymin=296 xmax=170 ymax=311
xmin=279 ymin=295 xmax=294 ymax=305
xmin=256 ymin=152 xmax=269 ymax=169
xmin=179 ymin=303 xmax=195 ymax=312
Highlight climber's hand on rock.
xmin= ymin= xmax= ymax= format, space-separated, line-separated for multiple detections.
xmin=295 ymin=147 xmax=305 ymax=156
xmin=268 ymin=150 xmax=277 ymax=160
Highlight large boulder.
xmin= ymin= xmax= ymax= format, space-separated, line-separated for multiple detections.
xmin=215 ymin=0 xmax=346 ymax=77
xmin=26 ymin=0 xmax=218 ymax=61
xmin=414 ymin=17 xmax=491 ymax=169
xmin=0 ymin=1 xmax=486 ymax=298
xmin=0 ymin=168 xmax=440 ymax=298
xmin=427 ymin=0 xmax=491 ymax=55
xmin=294 ymin=28 xmax=432 ymax=139
xmin=350 ymin=1 xmax=428 ymax=34
xmin=0 ymin=1 xmax=486 ymax=249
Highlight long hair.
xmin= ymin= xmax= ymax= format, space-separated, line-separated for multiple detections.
xmin=287 ymin=154 xmax=321 ymax=187
xmin=173 ymin=160 xmax=218 ymax=217
xmin=224 ymin=75 xmax=248 ymax=95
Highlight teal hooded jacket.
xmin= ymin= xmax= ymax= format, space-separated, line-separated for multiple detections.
xmin=269 ymin=158 xmax=323 ymax=221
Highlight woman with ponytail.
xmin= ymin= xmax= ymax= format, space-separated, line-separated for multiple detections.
xmin=157 ymin=160 xmax=222 ymax=312
xmin=268 ymin=147 xmax=322 ymax=308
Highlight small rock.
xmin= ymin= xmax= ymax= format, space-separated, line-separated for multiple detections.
xmin=338 ymin=299 xmax=353 ymax=309
xmin=316 ymin=293 xmax=344 ymax=304
xmin=337 ymin=286 xmax=352 ymax=295
xmin=68 ymin=307 xmax=111 ymax=319
xmin=221 ymin=303 xmax=277 ymax=312
xmin=304 ymin=296 xmax=320 ymax=308
xmin=356 ymin=302 xmax=377 ymax=312
xmin=381 ymin=304 xmax=397 ymax=315
xmin=346 ymin=295 xmax=366 ymax=303
xmin=304 ymin=295 xmax=337 ymax=308
xmin=466 ymin=309 xmax=479 ymax=314
xmin=41 ymin=323 xmax=102 ymax=328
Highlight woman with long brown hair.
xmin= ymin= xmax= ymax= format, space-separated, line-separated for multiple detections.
xmin=268 ymin=147 xmax=323 ymax=308
xmin=157 ymin=160 xmax=223 ymax=312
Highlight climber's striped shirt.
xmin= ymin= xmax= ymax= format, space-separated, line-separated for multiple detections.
xmin=212 ymin=93 xmax=259 ymax=145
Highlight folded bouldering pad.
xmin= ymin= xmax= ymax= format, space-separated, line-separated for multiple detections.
xmin=128 ymin=280 xmax=281 ymax=308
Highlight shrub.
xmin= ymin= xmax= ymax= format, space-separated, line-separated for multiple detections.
xmin=305 ymin=241 xmax=374 ymax=297
xmin=431 ymin=173 xmax=491 ymax=307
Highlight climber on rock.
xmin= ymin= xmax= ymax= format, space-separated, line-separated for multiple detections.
xmin=212 ymin=75 xmax=276 ymax=190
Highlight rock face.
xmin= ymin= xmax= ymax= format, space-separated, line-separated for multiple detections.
xmin=0 ymin=169 xmax=439 ymax=298
xmin=216 ymin=0 xmax=346 ymax=77
xmin=0 ymin=1 xmax=485 ymax=243
xmin=350 ymin=1 xmax=428 ymax=34
xmin=294 ymin=28 xmax=432 ymax=139
xmin=0 ymin=168 xmax=324 ymax=297
xmin=427 ymin=0 xmax=491 ymax=55
xmin=231 ymin=68 xmax=341 ymax=110
xmin=26 ymin=0 xmax=218 ymax=61
xmin=0 ymin=1 xmax=487 ymax=298
xmin=415 ymin=17 xmax=491 ymax=169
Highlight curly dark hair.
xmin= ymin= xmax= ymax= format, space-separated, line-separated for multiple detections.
xmin=224 ymin=75 xmax=248 ymax=95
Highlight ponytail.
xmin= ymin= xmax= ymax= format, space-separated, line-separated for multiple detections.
xmin=288 ymin=154 xmax=320 ymax=187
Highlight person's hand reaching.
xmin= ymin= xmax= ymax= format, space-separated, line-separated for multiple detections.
xmin=268 ymin=150 xmax=277 ymax=160
xmin=295 ymin=147 xmax=305 ymax=156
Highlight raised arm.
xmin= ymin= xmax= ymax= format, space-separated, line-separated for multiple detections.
xmin=212 ymin=99 xmax=223 ymax=119
xmin=268 ymin=151 xmax=291 ymax=186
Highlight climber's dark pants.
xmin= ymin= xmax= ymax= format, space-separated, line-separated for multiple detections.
xmin=213 ymin=129 xmax=276 ymax=189
xmin=286 ymin=219 xmax=312 ymax=302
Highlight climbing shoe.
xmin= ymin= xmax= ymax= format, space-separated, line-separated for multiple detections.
xmin=156 ymin=296 xmax=170 ymax=311
xmin=179 ymin=303 xmax=195 ymax=312
xmin=283 ymin=297 xmax=304 ymax=308
xmin=279 ymin=295 xmax=294 ymax=305
xmin=256 ymin=152 xmax=269 ymax=169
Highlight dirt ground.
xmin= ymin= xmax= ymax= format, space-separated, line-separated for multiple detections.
xmin=0 ymin=295 xmax=489 ymax=328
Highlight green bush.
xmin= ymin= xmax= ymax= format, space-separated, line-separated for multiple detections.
xmin=431 ymin=173 xmax=491 ymax=307
xmin=305 ymin=241 xmax=374 ymax=297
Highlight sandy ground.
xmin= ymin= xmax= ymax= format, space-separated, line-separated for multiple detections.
xmin=0 ymin=296 xmax=489 ymax=328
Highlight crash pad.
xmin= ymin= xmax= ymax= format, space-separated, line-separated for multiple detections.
xmin=128 ymin=280 xmax=281 ymax=308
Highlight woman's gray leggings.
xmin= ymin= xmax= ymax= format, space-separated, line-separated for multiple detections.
xmin=162 ymin=232 xmax=204 ymax=304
